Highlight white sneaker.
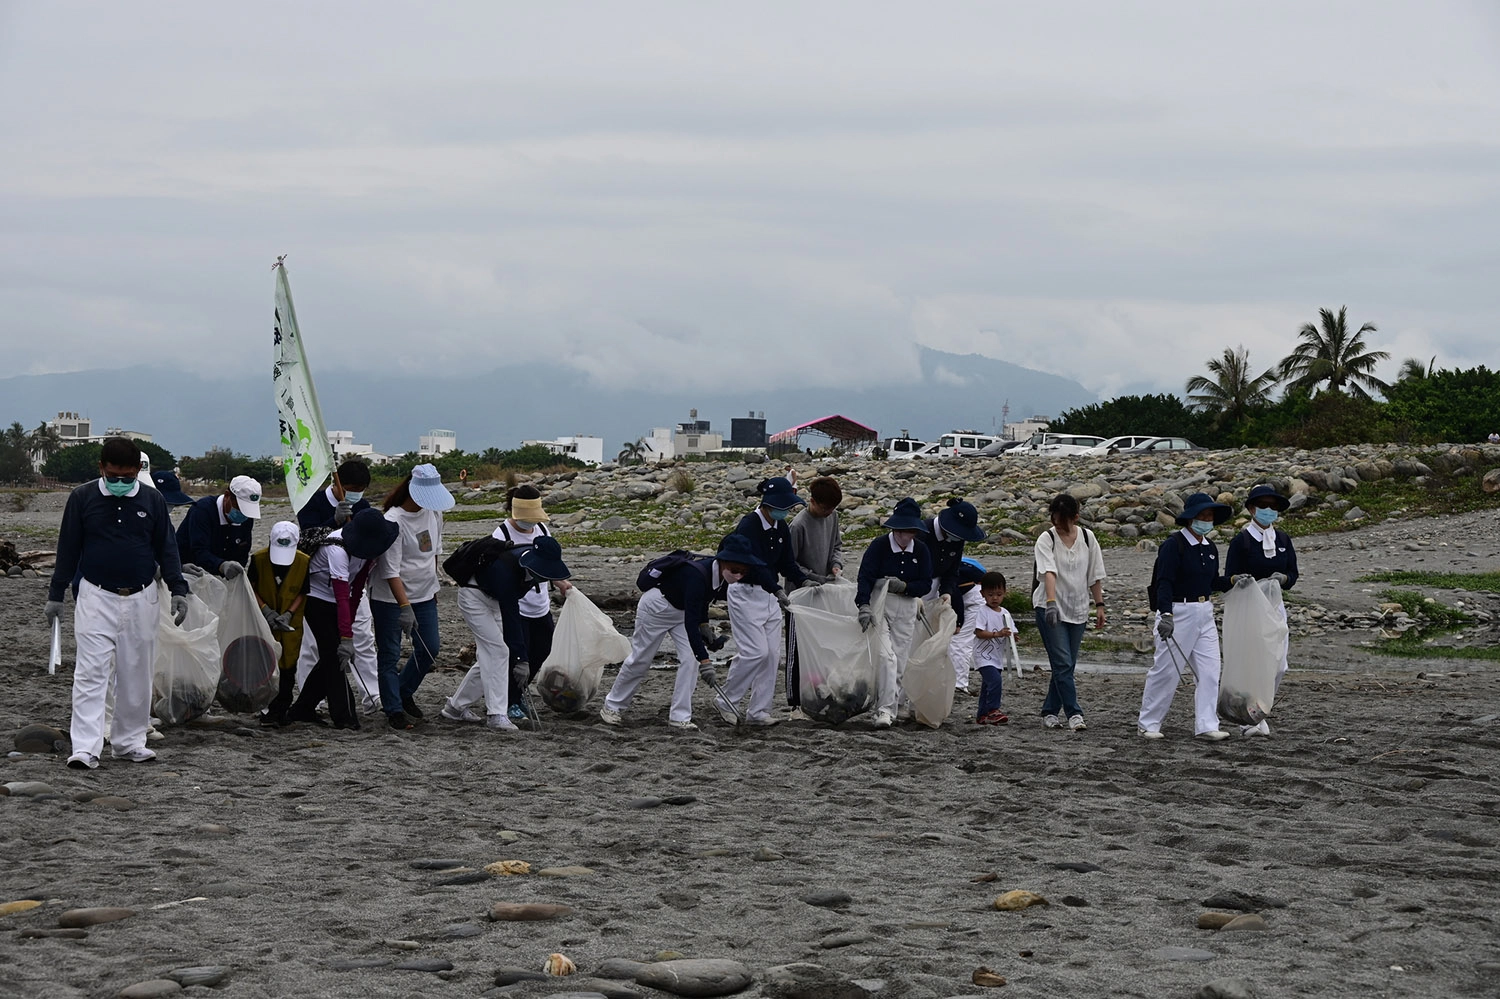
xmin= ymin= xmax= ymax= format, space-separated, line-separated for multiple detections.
xmin=666 ymin=719 xmax=698 ymax=731
xmin=486 ymin=715 xmax=519 ymax=731
xmin=1138 ymin=728 xmax=1165 ymax=740
xmin=787 ymin=707 xmax=809 ymax=722
xmin=1241 ymin=720 xmax=1271 ymax=737
xmin=66 ymin=752 xmax=99 ymax=770
xmin=359 ymin=696 xmax=381 ymax=716
xmin=146 ymin=725 xmax=164 ymax=743
xmin=598 ymin=707 xmax=622 ymax=726
xmin=111 ymin=747 xmax=157 ymax=763
xmin=1068 ymin=714 xmax=1087 ymax=732
xmin=872 ymin=710 xmax=894 ymax=729
xmin=1043 ymin=714 xmax=1061 ymax=729
xmin=440 ymin=703 xmax=484 ymax=723
xmin=746 ymin=715 xmax=780 ymax=728
xmin=1195 ymin=730 xmax=1229 ymax=741
xmin=716 ymin=702 xmax=741 ymax=726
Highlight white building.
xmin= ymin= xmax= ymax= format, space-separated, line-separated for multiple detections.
xmin=641 ymin=427 xmax=675 ymax=463
xmin=675 ymin=430 xmax=724 ymax=458
xmin=419 ymin=428 xmax=457 ymax=456
xmin=47 ymin=411 xmax=94 ymax=442
xmin=1003 ymin=416 xmax=1050 ymax=441
xmin=327 ymin=430 xmax=391 ymax=464
xmin=522 ymin=435 xmax=605 ymax=466
xmin=105 ymin=426 xmax=152 ymax=443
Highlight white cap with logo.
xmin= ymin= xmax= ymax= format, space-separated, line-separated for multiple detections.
xmin=269 ymin=521 xmax=300 ymax=566
xmin=230 ymin=475 xmax=262 ymax=519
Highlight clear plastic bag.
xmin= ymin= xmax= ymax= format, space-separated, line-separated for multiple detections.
xmin=215 ymin=573 xmax=281 ymax=713
xmin=904 ymin=596 xmax=959 ymax=728
xmin=787 ymin=579 xmax=888 ymax=725
xmin=537 ymin=588 xmax=631 ymax=713
xmin=1220 ymin=579 xmax=1288 ymax=725
xmin=151 ymin=582 xmax=221 ymax=725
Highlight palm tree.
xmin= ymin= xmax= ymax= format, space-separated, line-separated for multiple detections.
xmin=1185 ymin=346 xmax=1278 ymax=425
xmin=1279 ymin=306 xmax=1391 ymax=399
xmin=1396 ymin=355 xmax=1436 ymax=382
xmin=28 ymin=422 xmax=63 ymax=465
xmin=616 ymin=439 xmax=646 ymax=465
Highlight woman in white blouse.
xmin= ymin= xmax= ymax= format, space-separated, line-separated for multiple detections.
xmin=1031 ymin=493 xmax=1106 ymax=732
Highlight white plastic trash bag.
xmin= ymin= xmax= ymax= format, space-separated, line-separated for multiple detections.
xmin=905 ymin=596 xmax=959 ymax=728
xmin=152 ymin=583 xmax=221 ymax=725
xmin=215 ymin=573 xmax=281 ymax=713
xmin=189 ymin=570 xmax=228 ymax=617
xmin=1220 ymin=579 xmax=1288 ymax=725
xmin=787 ymin=579 xmax=888 ymax=725
xmin=538 ymin=587 xmax=631 ymax=713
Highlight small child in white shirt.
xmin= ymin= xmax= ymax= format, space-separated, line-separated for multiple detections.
xmin=972 ymin=572 xmax=1016 ymax=724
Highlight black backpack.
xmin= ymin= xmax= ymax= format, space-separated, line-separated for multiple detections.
xmin=443 ymin=537 xmax=516 ymax=586
xmin=297 ymin=526 xmax=343 ymax=556
xmin=636 ymin=550 xmax=712 ymax=592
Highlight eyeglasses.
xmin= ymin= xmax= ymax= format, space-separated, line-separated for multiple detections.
xmin=104 ymin=474 xmax=138 ymax=484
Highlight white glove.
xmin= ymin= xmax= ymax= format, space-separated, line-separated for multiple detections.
xmin=220 ymin=561 xmax=245 ymax=580
xmin=334 ymin=498 xmax=354 ymax=525
xmin=171 ymin=595 xmax=189 ymax=627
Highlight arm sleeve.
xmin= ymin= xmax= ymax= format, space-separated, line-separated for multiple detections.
xmin=679 ymin=570 xmax=711 ymax=662
xmin=1153 ymin=537 xmax=1178 ymax=611
xmin=1087 ymin=531 xmax=1107 ymax=585
xmin=906 ymin=545 xmax=934 ymax=599
xmin=1282 ymin=532 xmax=1298 ymax=589
xmin=938 ymin=568 xmax=959 ymax=623
xmin=247 ymin=557 xmax=262 ymax=587
xmin=1033 ymin=532 xmax=1058 ymax=579
xmin=375 ymin=538 xmax=402 ymax=584
xmin=184 ymin=506 xmax=224 ymax=575
xmin=776 ymin=525 xmax=805 ymax=588
xmin=48 ymin=490 xmax=85 ymax=602
xmin=332 ymin=578 xmax=354 ymax=636
xmin=855 ymin=538 xmax=879 ymax=606
xmin=150 ymin=494 xmax=189 ymax=597
xmin=498 ymin=591 xmax=529 ymax=662
xmin=1213 ymin=543 xmax=1232 ymax=593
xmin=1223 ymin=533 xmax=1246 ymax=579
xmin=829 ymin=515 xmax=843 ymax=572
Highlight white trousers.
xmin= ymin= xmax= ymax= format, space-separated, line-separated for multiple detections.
xmin=877 ymin=592 xmax=920 ymax=715
xmin=295 ymin=590 xmax=377 ymax=704
xmin=948 ymin=587 xmax=984 ymax=688
xmin=71 ymin=581 xmax=159 ymax=758
xmin=718 ymin=584 xmax=782 ymax=722
xmin=604 ymin=588 xmax=702 ymax=723
xmin=1140 ymin=601 xmax=1222 ymax=735
xmin=447 ymin=586 xmax=511 ymax=717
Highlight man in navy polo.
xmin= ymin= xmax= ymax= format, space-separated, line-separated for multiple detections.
xmin=176 ymin=474 xmax=261 ymax=578
xmin=46 ymin=437 xmax=190 ymax=770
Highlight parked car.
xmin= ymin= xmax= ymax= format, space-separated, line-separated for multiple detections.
xmin=1077 ymin=435 xmax=1158 ymax=456
xmin=935 ymin=430 xmax=1002 ymax=457
xmin=1011 ymin=432 xmax=1107 ymax=457
xmin=882 ymin=436 xmax=931 ymax=459
xmin=972 ymin=439 xmax=1027 ymax=457
xmin=1119 ymin=436 xmax=1206 ymax=454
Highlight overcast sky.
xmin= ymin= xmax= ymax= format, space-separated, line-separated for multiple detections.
xmin=2 ymin=1 xmax=1497 ymax=402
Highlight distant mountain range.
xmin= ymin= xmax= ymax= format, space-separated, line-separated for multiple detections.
xmin=0 ymin=346 xmax=1097 ymax=460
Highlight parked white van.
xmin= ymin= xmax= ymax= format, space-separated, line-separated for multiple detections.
xmin=936 ymin=430 xmax=1001 ymax=457
xmin=1013 ymin=431 xmax=1107 ymax=456
xmin=883 ymin=436 xmax=931 ymax=459
xmin=1077 ymin=435 xmax=1157 ymax=456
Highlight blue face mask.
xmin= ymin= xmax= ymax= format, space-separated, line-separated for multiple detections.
xmin=768 ymin=509 xmax=790 ymax=522
xmin=227 ymin=509 xmax=248 ymax=525
xmin=1253 ymin=507 xmax=1279 ymax=527
xmin=105 ymin=479 xmax=134 ymax=497
xmin=344 ymin=491 xmax=364 ymax=504
xmin=1189 ymin=519 xmax=1214 ymax=537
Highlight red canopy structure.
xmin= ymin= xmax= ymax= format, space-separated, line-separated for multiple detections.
xmin=769 ymin=414 xmax=878 ymax=447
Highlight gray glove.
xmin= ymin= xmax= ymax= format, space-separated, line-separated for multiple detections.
xmin=261 ymin=605 xmax=279 ymax=629
xmin=272 ymin=611 xmax=295 ymax=632
xmin=886 ymin=578 xmax=907 ymax=594
xmin=1157 ymin=613 xmax=1174 ymax=640
xmin=220 ymin=561 xmax=245 ymax=580
xmin=1271 ymin=572 xmax=1290 ymax=588
xmin=171 ymin=595 xmax=189 ymax=627
xmin=699 ymin=663 xmax=718 ymax=688
xmin=775 ymin=588 xmax=791 ymax=611
xmin=397 ymin=604 xmax=416 ymax=634
xmin=337 ymin=638 xmax=355 ymax=672
xmin=510 ymin=661 xmax=531 ymax=688
xmin=334 ymin=498 xmax=354 ymax=525
xmin=181 ymin=563 xmax=205 ymax=579
xmin=44 ymin=599 xmax=65 ymax=626
xmin=1044 ymin=601 xmax=1060 ymax=628
xmin=1232 ymin=574 xmax=1255 ymax=589
xmin=858 ymin=605 xmax=875 ymax=632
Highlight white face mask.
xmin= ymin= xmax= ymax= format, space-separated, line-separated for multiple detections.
xmin=720 ymin=568 xmax=745 ymax=585
xmin=344 ymin=491 xmax=364 ymax=503
xmin=512 ymin=520 xmax=537 ymax=531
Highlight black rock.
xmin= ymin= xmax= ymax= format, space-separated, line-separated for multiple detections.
xmin=395 ymin=958 xmax=454 ymax=972
xmin=443 ymin=923 xmax=484 ymax=939
xmin=627 ymin=797 xmax=663 ymax=809
xmin=799 ymin=890 xmax=853 ymax=909
xmin=1200 ymin=890 xmax=1287 ymax=912
xmin=1052 ymin=861 xmax=1103 ymax=873
xmin=409 ymin=858 xmax=467 ymax=870
xmin=330 ymin=959 xmax=393 ymax=971
xmin=436 ymin=871 xmax=491 ymax=885
xmin=1060 ymin=895 xmax=1090 ymax=907
xmin=662 ymin=794 xmax=698 ymax=806
xmin=494 ymin=967 xmax=550 ymax=985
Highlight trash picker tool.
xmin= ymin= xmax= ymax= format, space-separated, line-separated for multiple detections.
xmin=49 ymin=619 xmax=61 ymax=675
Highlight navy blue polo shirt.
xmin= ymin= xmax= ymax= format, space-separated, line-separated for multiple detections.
xmin=656 ymin=557 xmax=728 ymax=662
xmin=176 ymin=494 xmax=254 ymax=572
xmin=1224 ymin=527 xmax=1299 ymax=587
xmin=856 ymin=533 xmax=934 ymax=606
xmin=297 ymin=485 xmax=372 ymax=531
xmin=732 ymin=511 xmax=806 ymax=593
xmin=50 ymin=478 xmax=189 ymax=601
xmin=1153 ymin=529 xmax=1230 ymax=609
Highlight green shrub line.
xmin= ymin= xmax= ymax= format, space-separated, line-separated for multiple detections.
xmin=1357 ymin=571 xmax=1500 ymax=593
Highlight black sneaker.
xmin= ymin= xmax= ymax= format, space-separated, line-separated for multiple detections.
xmin=387 ymin=711 xmax=416 ymax=730
xmin=259 ymin=709 xmax=288 ymax=727
xmin=287 ymin=709 xmax=329 ymax=727
xmin=401 ymin=697 xmax=424 ymax=720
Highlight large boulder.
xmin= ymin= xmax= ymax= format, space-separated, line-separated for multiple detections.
xmin=633 ymin=959 xmax=753 ymax=997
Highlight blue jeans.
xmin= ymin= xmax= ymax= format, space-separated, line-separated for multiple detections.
xmin=1035 ymin=609 xmax=1085 ymax=719
xmin=371 ymin=597 xmax=440 ymax=714
xmin=977 ymin=665 xmax=1004 ymax=718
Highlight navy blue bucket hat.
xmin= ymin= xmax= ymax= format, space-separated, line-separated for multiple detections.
xmin=151 ymin=470 xmax=194 ymax=506
xmin=342 ymin=508 xmax=401 ymax=561
xmin=755 ymin=476 xmax=804 ymax=511
xmin=519 ymin=535 xmax=571 ymax=580
xmin=1244 ymin=484 xmax=1291 ymax=512
xmin=1176 ymin=492 xmax=1233 ymax=527
xmin=714 ymin=532 xmax=766 ymax=568
xmin=937 ymin=497 xmax=987 ymax=542
xmin=883 ymin=497 xmax=929 ymax=532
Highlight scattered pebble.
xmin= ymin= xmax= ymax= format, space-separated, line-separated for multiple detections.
xmin=633 ymin=958 xmax=753 ymax=997
xmin=167 ymin=967 xmax=230 ymax=988
xmin=1059 ymin=895 xmax=1089 ymax=907
xmin=395 ymin=958 xmax=454 ymax=972
xmin=3 ymin=781 xmax=57 ymax=797
xmin=818 ymin=930 xmax=874 ymax=949
xmin=494 ymin=967 xmax=550 ymax=985
xmin=116 ymin=981 xmax=182 ymax=999
xmin=538 ymin=866 xmax=595 ymax=877
xmin=993 ymin=891 xmax=1047 ymax=911
xmin=0 ymin=899 xmax=43 ymax=917
xmin=570 ymin=977 xmax=643 ymax=999
xmin=751 ymin=847 xmax=784 ymax=862
xmin=1197 ymin=912 xmax=1237 ymax=929
xmin=627 ymin=797 xmax=663 ymax=809
xmin=19 ymin=928 xmax=88 ymax=939
xmin=442 ymin=923 xmax=483 ymax=939
xmin=59 ymin=907 xmax=136 ymax=928
xmin=14 ymin=724 xmax=69 ymax=754
xmin=972 ymin=966 xmax=1007 ymax=987
xmin=485 ymin=860 xmax=532 ymax=876
xmin=798 ymin=889 xmax=852 ymax=909
xmin=1200 ymin=890 xmax=1285 ymax=912
xmin=596 ymin=958 xmax=647 ymax=980
xmin=1196 ymin=978 xmax=1255 ymax=999
xmin=488 ymin=901 xmax=574 ymax=921
xmin=90 ymin=796 xmax=137 ymax=811
xmin=655 ymin=951 xmax=687 ymax=961
xmin=1051 ymin=861 xmax=1103 ymax=873
xmin=195 ymin=824 xmax=233 ymax=837
xmin=1220 ymin=913 xmax=1268 ymax=932
xmin=383 ymin=939 xmax=423 ymax=950
xmin=409 ymin=858 xmax=467 ymax=870
xmin=436 ymin=871 xmax=491 ymax=886
xmin=661 ymin=794 xmax=698 ymax=806
xmin=497 ymin=830 xmax=523 ymax=842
